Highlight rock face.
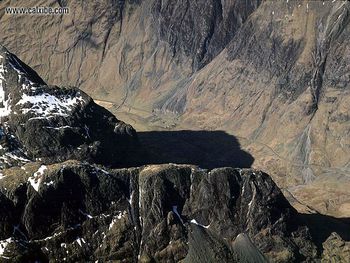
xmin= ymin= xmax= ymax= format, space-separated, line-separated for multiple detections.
xmin=0 ymin=162 xmax=317 ymax=262
xmin=1 ymin=0 xmax=350 ymax=216
xmin=322 ymin=233 xmax=350 ymax=263
xmin=152 ymin=0 xmax=262 ymax=70
xmin=0 ymin=45 xmax=138 ymax=168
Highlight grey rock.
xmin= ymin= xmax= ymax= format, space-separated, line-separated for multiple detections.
xmin=0 ymin=45 xmax=139 ymax=168
xmin=0 ymin=163 xmax=317 ymax=262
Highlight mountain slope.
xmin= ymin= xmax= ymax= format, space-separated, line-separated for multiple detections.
xmin=0 ymin=0 xmax=349 ymax=216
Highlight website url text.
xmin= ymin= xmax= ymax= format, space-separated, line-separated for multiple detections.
xmin=5 ymin=6 xmax=69 ymax=15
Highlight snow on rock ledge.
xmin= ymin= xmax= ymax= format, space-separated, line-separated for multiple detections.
xmin=28 ymin=165 xmax=47 ymax=192
xmin=0 ymin=45 xmax=139 ymax=167
xmin=17 ymin=92 xmax=85 ymax=118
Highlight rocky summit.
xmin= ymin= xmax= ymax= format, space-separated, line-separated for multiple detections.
xmin=0 ymin=45 xmax=138 ymax=169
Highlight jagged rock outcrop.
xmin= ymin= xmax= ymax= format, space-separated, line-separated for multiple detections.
xmin=0 ymin=162 xmax=317 ymax=262
xmin=0 ymin=45 xmax=138 ymax=168
xmin=322 ymin=232 xmax=350 ymax=263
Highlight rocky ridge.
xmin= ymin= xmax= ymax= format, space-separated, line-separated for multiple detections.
xmin=0 ymin=162 xmax=317 ymax=262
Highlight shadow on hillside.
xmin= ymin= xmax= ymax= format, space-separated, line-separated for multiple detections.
xmin=300 ymin=213 xmax=350 ymax=254
xmin=137 ymin=130 xmax=254 ymax=169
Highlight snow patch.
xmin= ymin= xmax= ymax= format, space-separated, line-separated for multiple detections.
xmin=75 ymin=237 xmax=86 ymax=247
xmin=109 ymin=211 xmax=126 ymax=230
xmin=28 ymin=165 xmax=47 ymax=192
xmin=17 ymin=92 xmax=84 ymax=117
xmin=0 ymin=152 xmax=30 ymax=168
xmin=190 ymin=170 xmax=194 ymax=193
xmin=94 ymin=166 xmax=109 ymax=175
xmin=190 ymin=219 xmax=210 ymax=229
xmin=128 ymin=191 xmax=134 ymax=205
xmin=79 ymin=209 xmax=93 ymax=219
xmin=0 ymin=62 xmax=12 ymax=117
xmin=44 ymin=125 xmax=72 ymax=130
xmin=247 ymin=182 xmax=257 ymax=218
xmin=44 ymin=180 xmax=54 ymax=186
xmin=0 ymin=238 xmax=13 ymax=257
xmin=4 ymin=152 xmax=30 ymax=162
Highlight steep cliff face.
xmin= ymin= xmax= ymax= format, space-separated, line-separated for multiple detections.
xmin=0 ymin=162 xmax=317 ymax=262
xmin=152 ymin=0 xmax=262 ymax=70
xmin=0 ymin=0 xmax=350 ymax=216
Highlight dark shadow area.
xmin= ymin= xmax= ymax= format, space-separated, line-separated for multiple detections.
xmin=300 ymin=213 xmax=350 ymax=254
xmin=137 ymin=130 xmax=254 ymax=169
